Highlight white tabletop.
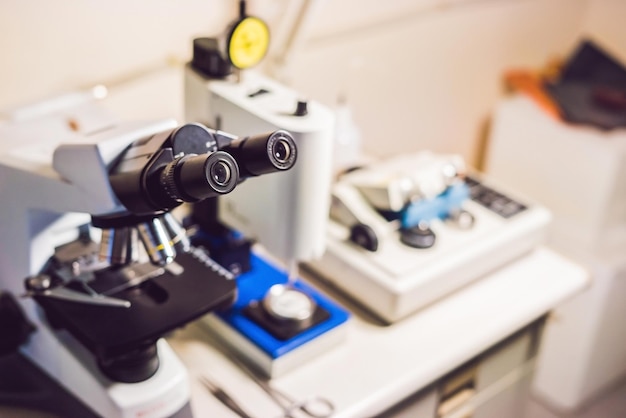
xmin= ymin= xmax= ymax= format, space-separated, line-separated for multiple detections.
xmin=167 ymin=246 xmax=589 ymax=418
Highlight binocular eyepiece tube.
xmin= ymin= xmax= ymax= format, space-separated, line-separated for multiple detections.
xmin=109 ymin=125 xmax=297 ymax=215
xmin=147 ymin=130 xmax=296 ymax=211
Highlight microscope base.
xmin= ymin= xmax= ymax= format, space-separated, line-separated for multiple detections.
xmin=22 ymin=330 xmax=190 ymax=418
xmin=199 ymin=252 xmax=350 ymax=378
xmin=0 ymin=351 xmax=194 ymax=418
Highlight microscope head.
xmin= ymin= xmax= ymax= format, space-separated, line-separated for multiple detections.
xmin=107 ymin=123 xmax=240 ymax=216
xmin=95 ymin=123 xmax=297 ymax=267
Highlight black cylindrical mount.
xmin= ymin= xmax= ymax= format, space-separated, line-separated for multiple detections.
xmin=97 ymin=342 xmax=159 ymax=383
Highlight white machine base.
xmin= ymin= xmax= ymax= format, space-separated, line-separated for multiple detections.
xmin=307 ymin=177 xmax=551 ymax=323
xmin=532 ymin=244 xmax=626 ymax=412
xmin=22 ymin=332 xmax=190 ymax=418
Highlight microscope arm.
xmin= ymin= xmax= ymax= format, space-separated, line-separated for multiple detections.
xmin=48 ymin=120 xmax=178 ymax=215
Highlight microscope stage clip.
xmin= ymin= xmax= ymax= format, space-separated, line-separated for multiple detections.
xmin=26 ymin=284 xmax=131 ymax=308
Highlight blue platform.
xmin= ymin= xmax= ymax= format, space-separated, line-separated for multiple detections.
xmin=215 ymin=252 xmax=350 ymax=359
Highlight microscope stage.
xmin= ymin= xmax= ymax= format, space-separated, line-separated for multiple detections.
xmin=35 ymin=249 xmax=236 ymax=357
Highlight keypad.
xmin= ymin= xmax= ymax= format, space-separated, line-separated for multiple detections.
xmin=465 ymin=177 xmax=527 ymax=218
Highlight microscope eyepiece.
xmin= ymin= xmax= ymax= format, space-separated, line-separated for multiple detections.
xmin=159 ymin=151 xmax=240 ymax=204
xmin=272 ymin=136 xmax=292 ymax=165
xmin=210 ymin=159 xmax=233 ymax=187
xmin=224 ymin=130 xmax=297 ymax=177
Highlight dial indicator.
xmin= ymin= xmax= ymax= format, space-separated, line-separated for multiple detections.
xmin=227 ymin=16 xmax=270 ymax=70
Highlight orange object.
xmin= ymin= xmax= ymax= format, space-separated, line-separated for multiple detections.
xmin=504 ymin=70 xmax=562 ymax=120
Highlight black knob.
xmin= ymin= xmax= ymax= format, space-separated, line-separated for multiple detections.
xmin=294 ymin=100 xmax=308 ymax=116
xmin=350 ymin=223 xmax=378 ymax=252
xmin=400 ymin=224 xmax=436 ymax=249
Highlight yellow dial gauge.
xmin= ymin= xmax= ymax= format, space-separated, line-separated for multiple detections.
xmin=227 ymin=16 xmax=270 ymax=69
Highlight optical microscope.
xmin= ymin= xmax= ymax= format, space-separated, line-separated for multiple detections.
xmin=0 ymin=91 xmax=296 ymax=417
xmin=183 ymin=11 xmax=349 ymax=378
xmin=306 ymin=151 xmax=552 ymax=323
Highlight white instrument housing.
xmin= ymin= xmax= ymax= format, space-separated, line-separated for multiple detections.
xmin=185 ymin=68 xmax=335 ymax=263
xmin=307 ymin=162 xmax=551 ymax=323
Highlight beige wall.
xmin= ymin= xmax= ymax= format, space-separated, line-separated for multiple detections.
xmin=284 ymin=0 xmax=589 ymax=166
xmin=0 ymin=0 xmax=260 ymax=109
xmin=2 ymin=0 xmax=621 ymax=166
xmin=1 ymin=1 xmax=180 ymax=106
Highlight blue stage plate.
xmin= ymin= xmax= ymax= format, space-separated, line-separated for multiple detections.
xmin=216 ymin=252 xmax=350 ymax=359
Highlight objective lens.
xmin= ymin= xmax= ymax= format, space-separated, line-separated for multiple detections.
xmin=137 ymin=217 xmax=175 ymax=266
xmin=99 ymin=227 xmax=131 ymax=265
xmin=211 ymin=160 xmax=231 ymax=186
xmin=162 ymin=213 xmax=191 ymax=253
xmin=272 ymin=139 xmax=291 ymax=164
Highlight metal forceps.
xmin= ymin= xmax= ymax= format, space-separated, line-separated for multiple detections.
xmin=251 ymin=374 xmax=335 ymax=418
xmin=228 ymin=352 xmax=335 ymax=418
xmin=198 ymin=375 xmax=255 ymax=418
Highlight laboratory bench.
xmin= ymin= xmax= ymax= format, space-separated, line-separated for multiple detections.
xmin=167 ymin=246 xmax=588 ymax=418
